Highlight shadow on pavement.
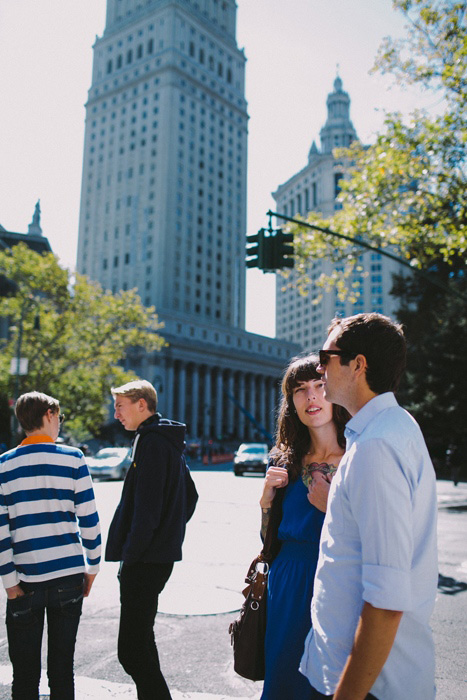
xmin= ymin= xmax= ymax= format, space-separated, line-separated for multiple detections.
xmin=437 ymin=573 xmax=467 ymax=595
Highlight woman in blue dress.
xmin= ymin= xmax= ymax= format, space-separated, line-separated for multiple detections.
xmin=260 ymin=354 xmax=349 ymax=700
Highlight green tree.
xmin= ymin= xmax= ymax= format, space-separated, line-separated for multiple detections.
xmin=288 ymin=0 xmax=467 ymax=296
xmin=285 ymin=0 xmax=467 ymax=459
xmin=393 ymin=255 xmax=467 ymax=456
xmin=0 ymin=244 xmax=165 ymax=441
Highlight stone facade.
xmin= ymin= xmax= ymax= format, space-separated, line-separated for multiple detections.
xmin=76 ymin=0 xmax=299 ymax=441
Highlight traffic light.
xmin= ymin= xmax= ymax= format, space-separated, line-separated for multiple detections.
xmin=246 ymin=228 xmax=276 ymax=270
xmin=246 ymin=228 xmax=294 ymax=271
xmin=246 ymin=228 xmax=265 ymax=269
xmin=272 ymin=229 xmax=294 ymax=269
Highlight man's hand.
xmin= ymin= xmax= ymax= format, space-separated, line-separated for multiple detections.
xmin=6 ymin=584 xmax=24 ymax=600
xmin=333 ymin=602 xmax=403 ymax=700
xmin=307 ymin=472 xmax=331 ymax=512
xmin=83 ymin=573 xmax=97 ymax=597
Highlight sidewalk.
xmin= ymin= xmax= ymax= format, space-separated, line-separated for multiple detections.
xmin=80 ymin=480 xmax=467 ymax=699
xmin=0 ymin=478 xmax=463 ymax=699
xmin=0 ymin=667 xmax=260 ymax=700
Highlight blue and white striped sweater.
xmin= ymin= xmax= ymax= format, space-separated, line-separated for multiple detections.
xmin=0 ymin=442 xmax=101 ymax=589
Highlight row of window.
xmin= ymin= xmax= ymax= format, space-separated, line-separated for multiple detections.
xmin=90 ymin=77 xmax=244 ymax=128
xmin=188 ymin=41 xmax=232 ymax=83
xmin=282 ymin=183 xmax=318 ymax=218
xmin=106 ymin=38 xmax=154 ymax=74
xmin=110 ymin=1 xmax=231 ymax=33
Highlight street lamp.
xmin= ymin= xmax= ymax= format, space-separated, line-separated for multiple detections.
xmin=10 ymin=295 xmax=40 ymax=401
xmin=8 ymin=295 xmax=41 ymax=442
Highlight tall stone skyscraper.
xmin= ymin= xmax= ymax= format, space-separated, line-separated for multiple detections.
xmin=77 ymin=0 xmax=246 ymax=326
xmin=77 ymin=0 xmax=298 ymax=441
xmin=273 ymin=77 xmax=404 ymax=352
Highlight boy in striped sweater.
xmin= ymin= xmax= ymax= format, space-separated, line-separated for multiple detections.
xmin=0 ymin=391 xmax=101 ymax=700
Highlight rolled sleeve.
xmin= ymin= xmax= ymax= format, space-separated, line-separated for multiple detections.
xmin=345 ymin=437 xmax=415 ymax=612
xmin=362 ymin=564 xmax=411 ymax=610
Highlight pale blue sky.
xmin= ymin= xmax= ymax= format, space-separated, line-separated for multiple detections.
xmin=0 ymin=0 xmax=434 ymax=336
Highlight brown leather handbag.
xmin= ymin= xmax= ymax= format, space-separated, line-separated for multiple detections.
xmin=228 ymin=486 xmax=285 ymax=681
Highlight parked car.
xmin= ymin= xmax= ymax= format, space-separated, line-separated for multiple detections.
xmin=233 ymin=443 xmax=269 ymax=476
xmin=87 ymin=447 xmax=132 ymax=481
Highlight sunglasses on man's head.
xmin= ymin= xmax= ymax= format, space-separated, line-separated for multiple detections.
xmin=318 ymin=349 xmax=357 ymax=366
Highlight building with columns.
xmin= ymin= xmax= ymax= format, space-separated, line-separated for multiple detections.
xmin=273 ymin=76 xmax=404 ymax=352
xmin=76 ymin=0 xmax=299 ymax=442
xmin=130 ymin=315 xmax=294 ymax=441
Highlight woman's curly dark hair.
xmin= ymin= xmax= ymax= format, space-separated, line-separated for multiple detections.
xmin=271 ymin=354 xmax=350 ymax=480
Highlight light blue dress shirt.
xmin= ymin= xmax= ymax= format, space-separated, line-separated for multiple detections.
xmin=300 ymin=392 xmax=438 ymax=700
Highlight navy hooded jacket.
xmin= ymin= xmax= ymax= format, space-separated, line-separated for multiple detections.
xmin=105 ymin=414 xmax=198 ymax=565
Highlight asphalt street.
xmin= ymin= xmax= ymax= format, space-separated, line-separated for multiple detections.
xmin=0 ymin=469 xmax=465 ymax=699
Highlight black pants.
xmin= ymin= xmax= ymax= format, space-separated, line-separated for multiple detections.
xmin=118 ymin=561 xmax=174 ymax=700
xmin=310 ymin=688 xmax=378 ymax=699
xmin=6 ymin=574 xmax=84 ymax=700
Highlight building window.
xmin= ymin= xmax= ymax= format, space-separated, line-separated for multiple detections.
xmin=312 ymin=182 xmax=317 ymax=207
xmin=334 ymin=173 xmax=342 ymax=199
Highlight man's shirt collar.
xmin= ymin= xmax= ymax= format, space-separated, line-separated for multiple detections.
xmin=345 ymin=392 xmax=398 ymax=439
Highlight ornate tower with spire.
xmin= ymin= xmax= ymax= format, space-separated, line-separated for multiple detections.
xmin=28 ymin=200 xmax=43 ymax=236
xmin=272 ymin=77 xmax=403 ymax=351
xmin=319 ymin=75 xmax=357 ymax=154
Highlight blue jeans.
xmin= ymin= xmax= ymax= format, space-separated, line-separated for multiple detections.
xmin=118 ymin=561 xmax=174 ymax=700
xmin=6 ymin=574 xmax=84 ymax=700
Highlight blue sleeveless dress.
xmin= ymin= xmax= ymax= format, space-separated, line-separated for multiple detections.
xmin=261 ymin=477 xmax=325 ymax=700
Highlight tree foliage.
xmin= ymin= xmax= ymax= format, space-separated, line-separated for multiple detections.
xmin=0 ymin=244 xmax=165 ymax=441
xmin=374 ymin=0 xmax=467 ymax=109
xmin=394 ymin=256 xmax=467 ymax=454
xmin=289 ymin=0 xmax=467 ymax=294
xmin=286 ymin=0 xmax=467 ymax=456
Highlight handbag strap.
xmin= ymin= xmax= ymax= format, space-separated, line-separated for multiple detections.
xmin=260 ymin=485 xmax=285 ymax=563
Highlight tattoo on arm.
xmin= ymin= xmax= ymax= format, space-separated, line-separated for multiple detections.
xmin=261 ymin=507 xmax=271 ymax=540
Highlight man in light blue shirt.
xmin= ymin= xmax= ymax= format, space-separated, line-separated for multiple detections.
xmin=300 ymin=313 xmax=438 ymax=700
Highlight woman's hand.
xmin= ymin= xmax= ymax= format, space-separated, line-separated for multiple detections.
xmin=260 ymin=466 xmax=288 ymax=539
xmin=307 ymin=471 xmax=331 ymax=513
xmin=260 ymin=466 xmax=289 ymax=508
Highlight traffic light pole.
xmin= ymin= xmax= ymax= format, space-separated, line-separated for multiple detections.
xmin=266 ymin=210 xmax=467 ymax=302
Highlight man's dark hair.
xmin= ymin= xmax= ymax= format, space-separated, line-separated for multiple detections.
xmin=328 ymin=313 xmax=406 ymax=394
xmin=15 ymin=391 xmax=60 ymax=433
